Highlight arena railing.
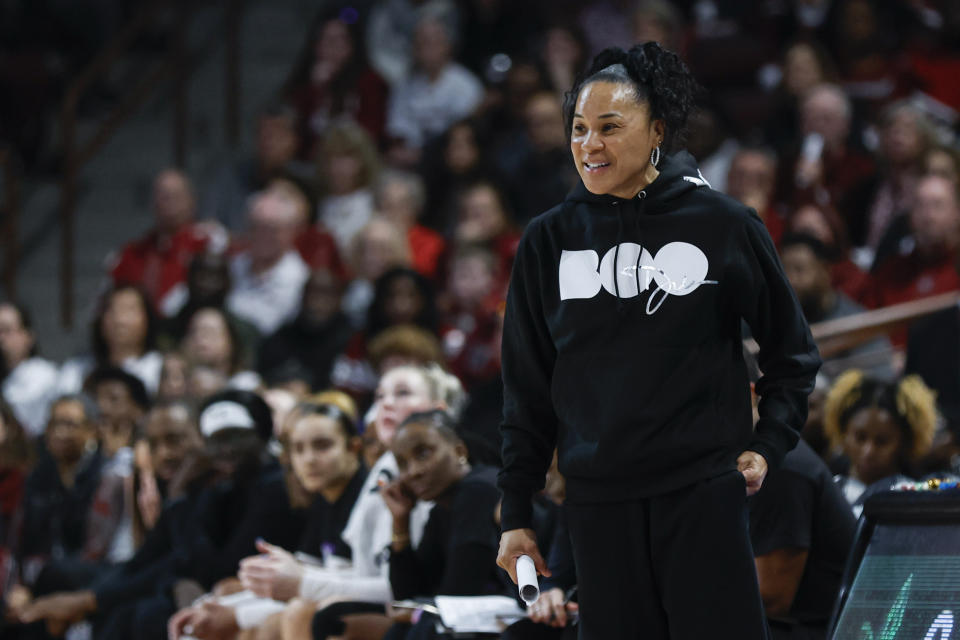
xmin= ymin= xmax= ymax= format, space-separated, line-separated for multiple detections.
xmin=744 ymin=290 xmax=960 ymax=362
xmin=58 ymin=0 xmax=244 ymax=327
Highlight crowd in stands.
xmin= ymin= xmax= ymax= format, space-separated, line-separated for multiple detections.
xmin=2 ymin=0 xmax=960 ymax=638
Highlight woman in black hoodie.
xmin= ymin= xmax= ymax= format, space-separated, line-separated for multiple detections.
xmin=496 ymin=43 xmax=821 ymax=639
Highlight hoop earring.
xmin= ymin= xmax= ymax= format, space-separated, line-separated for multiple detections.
xmin=650 ymin=145 xmax=661 ymax=167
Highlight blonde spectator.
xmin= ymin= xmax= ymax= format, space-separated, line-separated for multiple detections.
xmin=316 ymin=122 xmax=381 ymax=255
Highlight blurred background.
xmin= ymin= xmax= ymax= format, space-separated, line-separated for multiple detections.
xmin=0 ymin=2 xmax=959 ymax=638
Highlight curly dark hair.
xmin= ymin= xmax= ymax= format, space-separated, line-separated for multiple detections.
xmin=562 ymin=42 xmax=701 ymax=153
xmin=824 ymin=370 xmax=937 ymax=463
xmin=365 ymin=267 xmax=439 ymax=340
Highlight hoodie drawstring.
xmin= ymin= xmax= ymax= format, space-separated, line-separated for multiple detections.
xmin=635 ymin=191 xmax=646 ymax=295
xmin=613 ymin=203 xmax=623 ymax=311
xmin=613 ymin=191 xmax=646 ymax=313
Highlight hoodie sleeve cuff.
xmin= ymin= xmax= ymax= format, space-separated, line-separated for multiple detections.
xmin=748 ymin=415 xmax=801 ymax=473
xmin=500 ymin=490 xmax=535 ymax=532
xmin=91 ymin=585 xmax=118 ymax=613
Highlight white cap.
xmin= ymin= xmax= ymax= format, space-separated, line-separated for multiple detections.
xmin=200 ymin=400 xmax=255 ymax=438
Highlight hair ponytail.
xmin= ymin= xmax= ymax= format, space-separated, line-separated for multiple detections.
xmin=563 ymin=41 xmax=700 ymax=153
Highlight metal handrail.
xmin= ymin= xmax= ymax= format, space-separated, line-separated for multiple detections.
xmin=0 ymin=146 xmax=21 ymax=299
xmin=58 ymin=0 xmax=243 ymax=327
xmin=744 ymin=290 xmax=960 ymax=360
xmin=811 ymin=290 xmax=960 ymax=358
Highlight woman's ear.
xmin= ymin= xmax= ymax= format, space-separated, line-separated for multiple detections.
xmin=454 ymin=441 xmax=469 ymax=463
xmin=653 ymin=118 xmax=666 ymax=140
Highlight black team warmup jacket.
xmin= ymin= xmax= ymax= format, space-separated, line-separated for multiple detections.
xmin=497 ymin=151 xmax=822 ymax=532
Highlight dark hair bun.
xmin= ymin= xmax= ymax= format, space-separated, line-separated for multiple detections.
xmin=563 ymin=41 xmax=700 ymax=153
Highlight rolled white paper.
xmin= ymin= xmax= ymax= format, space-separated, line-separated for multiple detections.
xmin=516 ymin=555 xmax=540 ymax=605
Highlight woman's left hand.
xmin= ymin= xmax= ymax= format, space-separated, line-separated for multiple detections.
xmin=737 ymin=451 xmax=768 ymax=496
xmin=238 ymin=540 xmax=304 ymax=602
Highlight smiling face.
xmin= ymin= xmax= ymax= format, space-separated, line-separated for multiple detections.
xmin=146 ymin=405 xmax=201 ymax=483
xmin=570 ymin=80 xmax=664 ymax=199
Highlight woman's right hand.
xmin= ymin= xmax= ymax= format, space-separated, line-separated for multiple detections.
xmin=381 ymin=479 xmax=416 ymax=521
xmin=496 ymin=528 xmax=551 ymax=584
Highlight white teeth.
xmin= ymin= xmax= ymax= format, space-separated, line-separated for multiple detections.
xmin=585 ymin=162 xmax=610 ymax=169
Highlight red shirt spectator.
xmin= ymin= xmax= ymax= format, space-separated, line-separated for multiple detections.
xmin=863 ymin=175 xmax=960 ymax=344
xmin=112 ymin=226 xmax=209 ymax=310
xmin=907 ymin=49 xmax=960 ymax=114
xmin=408 ymin=225 xmax=446 ymax=280
xmin=453 ymin=181 xmax=521 ymax=296
xmin=726 ymin=146 xmax=784 ymax=246
xmin=440 ymin=245 xmax=503 ymax=390
xmin=283 ymin=14 xmax=389 ymax=157
xmin=786 ymin=200 xmax=870 ymax=303
xmin=763 ymin=207 xmax=786 ymax=247
xmin=295 ymin=226 xmax=348 ymax=281
xmin=110 ymin=170 xmax=209 ymax=310
xmin=832 ymin=259 xmax=870 ymax=303
xmin=777 ymin=85 xmax=877 ymax=245
xmin=375 ymin=170 xmax=447 ymax=281
xmin=490 ymin=230 xmax=521 ymax=295
xmin=291 ymin=68 xmax=388 ymax=156
xmin=864 ymin=250 xmax=960 ymax=310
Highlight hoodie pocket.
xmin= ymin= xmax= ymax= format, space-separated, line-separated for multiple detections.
xmin=550 ymin=343 xmax=719 ymax=476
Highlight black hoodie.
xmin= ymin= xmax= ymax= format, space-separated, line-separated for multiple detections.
xmin=497 ymin=151 xmax=821 ymax=531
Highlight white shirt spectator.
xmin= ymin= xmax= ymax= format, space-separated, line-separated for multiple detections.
xmin=387 ymin=63 xmax=483 ymax=149
xmin=366 ymin=0 xmax=457 ymax=86
xmin=3 ymin=357 xmax=59 ymax=437
xmin=226 ymin=251 xmax=309 ymax=336
xmin=319 ymin=189 xmax=375 ymax=256
xmin=57 ymin=351 xmax=163 ymax=397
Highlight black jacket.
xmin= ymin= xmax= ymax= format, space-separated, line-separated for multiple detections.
xmin=19 ymin=450 xmax=103 ymax=562
xmin=297 ymin=464 xmax=367 ymax=559
xmin=93 ymin=464 xmax=305 ymax=610
xmin=498 ymin=151 xmax=821 ymax=530
xmin=389 ymin=465 xmax=504 ymax=600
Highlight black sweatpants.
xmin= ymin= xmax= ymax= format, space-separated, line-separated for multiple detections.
xmin=565 ymin=470 xmax=769 ymax=640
